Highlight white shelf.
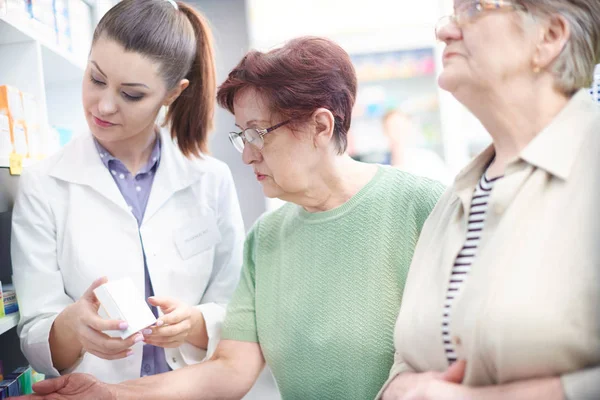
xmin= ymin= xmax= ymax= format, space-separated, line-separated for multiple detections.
xmin=0 ymin=13 xmax=86 ymax=82
xmin=0 ymin=157 xmax=37 ymax=169
xmin=0 ymin=313 xmax=19 ymax=335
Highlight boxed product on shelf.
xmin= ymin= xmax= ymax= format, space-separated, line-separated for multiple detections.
xmin=11 ymin=120 xmax=28 ymax=157
xmin=0 ymin=366 xmax=33 ymax=398
xmin=68 ymin=0 xmax=91 ymax=58
xmin=0 ymin=85 xmax=28 ymax=157
xmin=0 ymin=85 xmax=24 ymax=121
xmin=28 ymin=0 xmax=56 ymax=42
xmin=1 ymin=284 xmax=18 ymax=315
xmin=54 ymin=0 xmax=71 ymax=52
xmin=31 ymin=369 xmax=44 ymax=385
xmin=21 ymin=92 xmax=42 ymax=159
xmin=0 ymin=281 xmax=3 ymax=318
xmin=0 ymin=115 xmax=11 ymax=162
xmin=5 ymin=0 xmax=28 ymax=16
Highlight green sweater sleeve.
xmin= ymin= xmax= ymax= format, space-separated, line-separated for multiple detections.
xmin=221 ymin=221 xmax=260 ymax=343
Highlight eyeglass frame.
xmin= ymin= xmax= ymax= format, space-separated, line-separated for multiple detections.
xmin=435 ymin=0 xmax=527 ymax=39
xmin=228 ymin=119 xmax=292 ymax=153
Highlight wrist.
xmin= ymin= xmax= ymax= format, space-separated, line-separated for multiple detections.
xmin=59 ymin=303 xmax=80 ymax=340
xmin=186 ymin=307 xmax=208 ymax=348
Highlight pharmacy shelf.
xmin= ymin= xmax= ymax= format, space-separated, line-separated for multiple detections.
xmin=0 ymin=313 xmax=19 ymax=335
xmin=0 ymin=14 xmax=86 ymax=87
xmin=0 ymin=157 xmax=36 ymax=170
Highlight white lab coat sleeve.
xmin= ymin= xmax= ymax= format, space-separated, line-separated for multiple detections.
xmin=561 ymin=366 xmax=600 ymax=400
xmin=177 ymin=165 xmax=245 ymax=365
xmin=11 ymin=169 xmax=74 ymax=377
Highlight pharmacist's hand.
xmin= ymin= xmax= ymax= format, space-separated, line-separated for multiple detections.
xmin=13 ymin=373 xmax=117 ymax=400
xmin=144 ymin=296 xmax=205 ymax=348
xmin=66 ymin=277 xmax=144 ymax=360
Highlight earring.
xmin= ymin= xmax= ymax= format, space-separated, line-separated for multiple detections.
xmin=533 ymin=65 xmax=541 ymax=74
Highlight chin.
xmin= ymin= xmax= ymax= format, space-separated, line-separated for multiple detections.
xmin=438 ymin=72 xmax=460 ymax=93
xmin=262 ymin=188 xmax=283 ymax=199
xmin=260 ymin=182 xmax=286 ymax=200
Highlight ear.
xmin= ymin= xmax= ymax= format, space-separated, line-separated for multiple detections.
xmin=164 ymin=79 xmax=190 ymax=107
xmin=311 ymin=108 xmax=335 ymax=149
xmin=534 ymin=14 xmax=570 ymax=70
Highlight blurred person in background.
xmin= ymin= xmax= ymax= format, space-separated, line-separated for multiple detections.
xmin=382 ymin=109 xmax=452 ymax=184
xmin=15 ymin=36 xmax=444 ymax=400
xmin=379 ymin=0 xmax=600 ymax=399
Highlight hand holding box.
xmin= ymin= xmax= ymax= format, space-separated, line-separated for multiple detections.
xmin=93 ymin=277 xmax=156 ymax=339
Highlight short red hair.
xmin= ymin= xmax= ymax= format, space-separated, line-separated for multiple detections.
xmin=217 ymin=36 xmax=357 ymax=154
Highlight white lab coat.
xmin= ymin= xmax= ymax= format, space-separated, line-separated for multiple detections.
xmin=10 ymin=131 xmax=246 ymax=383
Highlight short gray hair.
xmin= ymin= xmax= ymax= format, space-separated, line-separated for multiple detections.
xmin=520 ymin=0 xmax=600 ymax=94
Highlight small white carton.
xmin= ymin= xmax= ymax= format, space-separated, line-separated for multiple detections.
xmin=93 ymin=277 xmax=156 ymax=339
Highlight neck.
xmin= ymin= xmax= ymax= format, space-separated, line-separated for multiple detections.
xmin=389 ymin=142 xmax=405 ymax=168
xmin=97 ymin=125 xmax=158 ymax=175
xmin=456 ymin=80 xmax=570 ymax=177
xmin=294 ymin=155 xmax=378 ymax=213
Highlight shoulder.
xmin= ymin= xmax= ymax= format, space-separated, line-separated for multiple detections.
xmin=378 ymin=165 xmax=446 ymax=202
xmin=187 ymin=153 xmax=233 ymax=181
xmin=18 ymin=138 xmax=81 ymax=192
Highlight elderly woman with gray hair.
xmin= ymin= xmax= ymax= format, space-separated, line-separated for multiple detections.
xmin=379 ymin=0 xmax=600 ymax=399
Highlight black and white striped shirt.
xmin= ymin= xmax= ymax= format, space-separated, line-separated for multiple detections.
xmin=442 ymin=171 xmax=502 ymax=364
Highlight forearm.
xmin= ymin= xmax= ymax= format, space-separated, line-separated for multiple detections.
xmin=185 ymin=308 xmax=208 ymax=349
xmin=49 ymin=305 xmax=82 ymax=371
xmin=471 ymin=377 xmax=563 ymax=400
xmin=115 ymin=357 xmax=259 ymax=400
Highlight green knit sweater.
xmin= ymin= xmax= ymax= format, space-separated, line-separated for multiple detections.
xmin=222 ymin=166 xmax=444 ymax=400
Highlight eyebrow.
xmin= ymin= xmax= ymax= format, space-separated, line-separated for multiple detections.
xmin=90 ymin=61 xmax=150 ymax=89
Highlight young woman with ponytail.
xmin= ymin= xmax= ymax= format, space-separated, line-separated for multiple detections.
xmin=11 ymin=0 xmax=247 ymax=385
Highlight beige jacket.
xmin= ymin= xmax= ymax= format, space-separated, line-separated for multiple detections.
xmin=380 ymin=90 xmax=600 ymax=399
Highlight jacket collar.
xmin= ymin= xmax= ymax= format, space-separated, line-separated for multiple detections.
xmin=454 ymin=89 xmax=599 ymax=192
xmin=520 ymin=89 xmax=599 ymax=181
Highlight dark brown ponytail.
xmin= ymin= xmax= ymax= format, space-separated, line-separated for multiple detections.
xmin=93 ymin=0 xmax=216 ymax=157
xmin=166 ymin=2 xmax=216 ymax=157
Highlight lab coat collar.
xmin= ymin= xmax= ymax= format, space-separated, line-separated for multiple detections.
xmin=48 ymin=130 xmax=208 ymax=217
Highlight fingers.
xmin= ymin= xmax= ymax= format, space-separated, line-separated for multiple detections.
xmin=441 ymin=359 xmax=466 ymax=383
xmin=156 ymin=308 xmax=189 ymax=326
xmin=147 ymin=296 xmax=177 ymax=313
xmin=149 ymin=320 xmax=191 ymax=338
xmin=82 ymin=277 xmax=108 ymax=302
xmin=86 ymin=312 xmax=128 ymax=332
xmin=143 ymin=335 xmax=186 ymax=348
xmin=80 ymin=327 xmax=143 ymax=359
xmin=30 ymin=376 xmax=70 ymax=394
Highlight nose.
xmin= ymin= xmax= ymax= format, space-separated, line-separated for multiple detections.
xmin=97 ymin=92 xmax=118 ymax=116
xmin=436 ymin=17 xmax=463 ymax=43
xmin=242 ymin=143 xmax=262 ymax=165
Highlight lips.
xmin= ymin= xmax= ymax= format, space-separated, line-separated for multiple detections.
xmin=443 ymin=52 xmax=458 ymax=60
xmin=255 ymin=172 xmax=267 ymax=181
xmin=93 ymin=115 xmax=116 ymax=128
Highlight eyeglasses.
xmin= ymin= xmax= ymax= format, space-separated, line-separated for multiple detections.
xmin=228 ymin=120 xmax=291 ymax=153
xmin=435 ymin=0 xmax=526 ymax=39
